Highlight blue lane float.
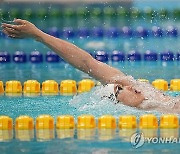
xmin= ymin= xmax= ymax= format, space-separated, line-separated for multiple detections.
xmin=136 ymin=26 xmax=149 ymax=38
xmin=30 ymin=51 xmax=43 ymax=63
xmin=13 ymin=51 xmax=27 ymax=63
xmin=106 ymin=27 xmax=120 ymax=38
xmin=47 ymin=27 xmax=62 ymax=38
xmin=1 ymin=26 xmax=180 ymax=39
xmin=63 ymin=27 xmax=75 ymax=39
xmin=127 ymin=51 xmax=141 ymax=61
xmin=152 ymin=26 xmax=163 ymax=37
xmin=44 ymin=26 xmax=178 ymax=38
xmin=46 ymin=51 xmax=61 ymax=62
xmin=121 ymin=26 xmax=133 ymax=37
xmin=111 ymin=50 xmax=125 ymax=61
xmin=77 ymin=28 xmax=90 ymax=38
xmin=166 ymin=26 xmax=178 ymax=37
xmin=0 ymin=51 xmax=11 ymax=63
xmin=1 ymin=51 xmax=180 ymax=64
xmin=177 ymin=53 xmax=180 ymax=61
xmin=92 ymin=27 xmax=104 ymax=38
xmin=144 ymin=50 xmax=158 ymax=61
xmin=95 ymin=51 xmax=109 ymax=62
xmin=160 ymin=51 xmax=174 ymax=61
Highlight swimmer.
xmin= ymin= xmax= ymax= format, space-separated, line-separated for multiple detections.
xmin=1 ymin=19 xmax=180 ymax=113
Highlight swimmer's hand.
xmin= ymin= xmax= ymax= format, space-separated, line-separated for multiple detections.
xmin=1 ymin=19 xmax=40 ymax=39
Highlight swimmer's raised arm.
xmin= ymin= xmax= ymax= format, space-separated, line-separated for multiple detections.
xmin=1 ymin=19 xmax=131 ymax=85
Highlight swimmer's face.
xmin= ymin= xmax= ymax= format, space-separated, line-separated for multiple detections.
xmin=114 ymin=84 xmax=145 ymax=107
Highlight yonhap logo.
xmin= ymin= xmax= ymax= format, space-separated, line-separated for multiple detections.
xmin=130 ymin=132 xmax=145 ymax=149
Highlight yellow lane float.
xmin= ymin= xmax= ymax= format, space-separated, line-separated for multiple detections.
xmin=60 ymin=80 xmax=77 ymax=95
xmin=5 ymin=80 xmax=22 ymax=93
xmin=77 ymin=115 xmax=96 ymax=129
xmin=78 ymin=79 xmax=95 ymax=93
xmin=23 ymin=80 xmax=40 ymax=93
xmin=42 ymin=80 xmax=59 ymax=94
xmin=152 ymin=79 xmax=168 ymax=91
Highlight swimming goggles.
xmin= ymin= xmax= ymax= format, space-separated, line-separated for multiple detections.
xmin=115 ymin=85 xmax=123 ymax=98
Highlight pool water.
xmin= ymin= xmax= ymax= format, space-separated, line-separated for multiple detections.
xmin=0 ymin=90 xmax=180 ymax=154
xmin=0 ymin=41 xmax=180 ymax=152
xmin=1 ymin=85 xmax=180 ymax=118
xmin=0 ymin=86 xmax=179 ymax=154
xmin=0 ymin=61 xmax=179 ymax=83
xmin=1 ymin=131 xmax=180 ymax=154
xmin=0 ymin=2 xmax=180 ymax=154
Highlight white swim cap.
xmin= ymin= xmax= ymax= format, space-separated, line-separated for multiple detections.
xmin=99 ymin=84 xmax=117 ymax=102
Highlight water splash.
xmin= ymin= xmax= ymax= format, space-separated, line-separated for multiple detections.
xmin=70 ymin=76 xmax=180 ymax=117
xmin=0 ymin=80 xmax=179 ymax=119
xmin=70 ymin=83 xmax=163 ymax=118
xmin=113 ymin=75 xmax=180 ymax=113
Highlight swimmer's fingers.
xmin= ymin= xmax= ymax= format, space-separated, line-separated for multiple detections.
xmin=2 ymin=19 xmax=39 ymax=39
xmin=3 ymin=27 xmax=20 ymax=35
xmin=2 ymin=29 xmax=15 ymax=38
xmin=2 ymin=29 xmax=22 ymax=39
xmin=13 ymin=19 xmax=26 ymax=25
xmin=1 ymin=23 xmax=23 ymax=31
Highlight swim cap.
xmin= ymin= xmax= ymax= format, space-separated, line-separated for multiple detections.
xmin=100 ymin=84 xmax=116 ymax=102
